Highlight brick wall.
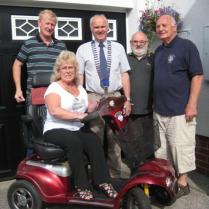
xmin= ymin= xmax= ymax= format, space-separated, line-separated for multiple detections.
xmin=196 ymin=135 xmax=209 ymax=176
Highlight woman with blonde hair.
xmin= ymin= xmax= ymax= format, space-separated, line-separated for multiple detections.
xmin=43 ymin=50 xmax=117 ymax=200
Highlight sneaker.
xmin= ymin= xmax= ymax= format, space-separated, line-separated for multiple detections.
xmin=176 ymin=184 xmax=190 ymax=199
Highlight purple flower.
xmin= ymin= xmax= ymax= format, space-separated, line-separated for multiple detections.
xmin=139 ymin=3 xmax=181 ymax=40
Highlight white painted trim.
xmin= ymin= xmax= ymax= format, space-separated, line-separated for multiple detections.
xmin=11 ymin=15 xmax=83 ymax=40
xmin=35 ymin=0 xmax=133 ymax=9
xmin=11 ymin=15 xmax=38 ymax=40
xmin=0 ymin=0 xmax=133 ymax=12
xmin=55 ymin=17 xmax=82 ymax=40
xmin=1 ymin=0 xmax=139 ymax=52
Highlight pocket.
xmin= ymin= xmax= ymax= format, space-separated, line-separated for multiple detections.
xmin=181 ymin=145 xmax=195 ymax=169
xmin=187 ymin=118 xmax=197 ymax=126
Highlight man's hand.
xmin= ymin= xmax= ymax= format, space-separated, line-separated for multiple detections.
xmin=185 ymin=103 xmax=197 ymax=122
xmin=123 ymin=100 xmax=132 ymax=116
xmin=88 ymin=99 xmax=99 ymax=112
xmin=14 ymin=90 xmax=25 ymax=103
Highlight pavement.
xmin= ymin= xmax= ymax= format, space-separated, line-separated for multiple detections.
xmin=1 ymin=171 xmax=209 ymax=209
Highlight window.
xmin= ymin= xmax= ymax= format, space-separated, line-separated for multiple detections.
xmin=11 ymin=15 xmax=117 ymax=41
xmin=11 ymin=15 xmax=82 ymax=40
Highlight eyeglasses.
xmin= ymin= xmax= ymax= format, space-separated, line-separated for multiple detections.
xmin=60 ymin=66 xmax=74 ymax=72
xmin=131 ymin=40 xmax=148 ymax=45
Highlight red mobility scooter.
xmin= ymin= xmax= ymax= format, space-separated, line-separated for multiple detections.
xmin=7 ymin=72 xmax=178 ymax=209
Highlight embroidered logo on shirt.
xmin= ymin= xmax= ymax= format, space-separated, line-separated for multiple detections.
xmin=168 ymin=54 xmax=175 ymax=64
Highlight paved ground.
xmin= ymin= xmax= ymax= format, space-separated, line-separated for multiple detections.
xmin=1 ymin=171 xmax=209 ymax=209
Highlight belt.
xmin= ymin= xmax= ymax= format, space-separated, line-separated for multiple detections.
xmin=87 ymin=91 xmax=121 ymax=96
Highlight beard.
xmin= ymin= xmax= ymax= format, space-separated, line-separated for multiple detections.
xmin=131 ymin=45 xmax=148 ymax=58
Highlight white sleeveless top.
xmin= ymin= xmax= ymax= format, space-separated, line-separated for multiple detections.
xmin=43 ymin=82 xmax=88 ymax=133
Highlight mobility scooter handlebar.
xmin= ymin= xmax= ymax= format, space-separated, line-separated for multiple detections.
xmin=81 ymin=95 xmax=128 ymax=130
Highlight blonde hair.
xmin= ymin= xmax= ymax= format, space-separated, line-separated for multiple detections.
xmin=51 ymin=50 xmax=80 ymax=85
xmin=38 ymin=9 xmax=57 ymax=23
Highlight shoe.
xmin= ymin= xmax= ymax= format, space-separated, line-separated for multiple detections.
xmin=75 ymin=187 xmax=93 ymax=201
xmin=176 ymin=184 xmax=190 ymax=199
xmin=99 ymin=183 xmax=118 ymax=198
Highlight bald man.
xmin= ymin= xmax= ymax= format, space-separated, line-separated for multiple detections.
xmin=153 ymin=15 xmax=203 ymax=198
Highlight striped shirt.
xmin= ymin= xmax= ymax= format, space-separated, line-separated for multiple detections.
xmin=16 ymin=34 xmax=66 ymax=90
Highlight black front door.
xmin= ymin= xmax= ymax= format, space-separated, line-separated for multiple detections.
xmin=0 ymin=5 xmax=126 ymax=180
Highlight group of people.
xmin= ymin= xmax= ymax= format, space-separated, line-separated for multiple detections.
xmin=12 ymin=9 xmax=203 ymax=200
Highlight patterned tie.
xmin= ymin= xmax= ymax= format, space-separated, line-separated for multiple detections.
xmin=99 ymin=42 xmax=109 ymax=88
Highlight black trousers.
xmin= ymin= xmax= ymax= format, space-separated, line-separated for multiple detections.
xmin=117 ymin=113 xmax=160 ymax=170
xmin=44 ymin=126 xmax=110 ymax=190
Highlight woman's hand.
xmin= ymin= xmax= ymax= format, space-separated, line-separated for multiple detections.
xmin=76 ymin=112 xmax=88 ymax=120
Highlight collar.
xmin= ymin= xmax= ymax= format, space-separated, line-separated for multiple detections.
xmin=128 ymin=52 xmax=149 ymax=60
xmin=94 ymin=40 xmax=108 ymax=48
xmin=163 ymin=35 xmax=178 ymax=48
xmin=36 ymin=34 xmax=57 ymax=45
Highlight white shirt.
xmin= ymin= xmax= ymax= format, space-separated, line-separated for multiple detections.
xmin=76 ymin=40 xmax=130 ymax=94
xmin=43 ymin=82 xmax=88 ymax=133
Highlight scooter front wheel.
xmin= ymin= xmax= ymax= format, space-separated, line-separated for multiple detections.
xmin=7 ymin=180 xmax=43 ymax=209
xmin=123 ymin=187 xmax=151 ymax=209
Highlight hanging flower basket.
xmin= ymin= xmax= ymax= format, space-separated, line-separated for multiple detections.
xmin=139 ymin=1 xmax=182 ymax=42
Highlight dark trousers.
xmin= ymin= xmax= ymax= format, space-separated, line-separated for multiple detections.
xmin=44 ymin=127 xmax=110 ymax=190
xmin=116 ymin=113 xmax=160 ymax=170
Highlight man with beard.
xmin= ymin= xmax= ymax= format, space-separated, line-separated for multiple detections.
xmin=125 ymin=31 xmax=158 ymax=169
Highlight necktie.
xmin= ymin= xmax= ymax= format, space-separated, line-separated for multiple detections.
xmin=99 ymin=42 xmax=109 ymax=87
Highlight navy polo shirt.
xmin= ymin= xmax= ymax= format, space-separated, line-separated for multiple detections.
xmin=153 ymin=36 xmax=203 ymax=116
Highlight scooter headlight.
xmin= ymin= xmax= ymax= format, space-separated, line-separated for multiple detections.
xmin=166 ymin=176 xmax=172 ymax=187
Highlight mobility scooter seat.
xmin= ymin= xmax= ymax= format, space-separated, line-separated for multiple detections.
xmin=33 ymin=140 xmax=65 ymax=160
xmin=22 ymin=72 xmax=66 ymax=161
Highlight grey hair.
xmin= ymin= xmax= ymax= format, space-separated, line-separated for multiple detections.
xmin=158 ymin=14 xmax=177 ymax=27
xmin=89 ymin=14 xmax=109 ymax=29
xmin=170 ymin=15 xmax=177 ymax=26
xmin=130 ymin=31 xmax=149 ymax=42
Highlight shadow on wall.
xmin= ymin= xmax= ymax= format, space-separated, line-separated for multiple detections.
xmin=181 ymin=0 xmax=209 ymax=182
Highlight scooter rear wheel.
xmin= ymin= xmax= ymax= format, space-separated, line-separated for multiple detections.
xmin=7 ymin=180 xmax=43 ymax=209
xmin=123 ymin=187 xmax=151 ymax=209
